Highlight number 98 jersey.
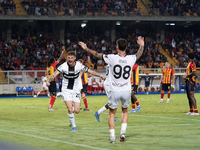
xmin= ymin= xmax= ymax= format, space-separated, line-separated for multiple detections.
xmin=103 ymin=54 xmax=137 ymax=92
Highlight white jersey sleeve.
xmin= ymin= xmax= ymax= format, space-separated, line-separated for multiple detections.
xmin=103 ymin=54 xmax=137 ymax=91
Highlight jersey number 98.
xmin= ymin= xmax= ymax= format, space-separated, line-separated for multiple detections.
xmin=113 ymin=65 xmax=131 ymax=79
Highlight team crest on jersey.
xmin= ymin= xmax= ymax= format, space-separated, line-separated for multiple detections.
xmin=75 ymin=70 xmax=78 ymax=73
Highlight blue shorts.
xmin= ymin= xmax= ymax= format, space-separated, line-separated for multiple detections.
xmin=145 ymin=83 xmax=150 ymax=87
xmin=81 ymin=84 xmax=88 ymax=93
xmin=185 ymin=80 xmax=195 ymax=92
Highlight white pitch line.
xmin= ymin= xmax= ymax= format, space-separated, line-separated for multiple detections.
xmin=0 ymin=129 xmax=108 ymax=150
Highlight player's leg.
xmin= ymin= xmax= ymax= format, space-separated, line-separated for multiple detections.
xmin=82 ymin=91 xmax=89 ymax=111
xmin=48 ymin=81 xmax=57 ymax=111
xmin=166 ymin=84 xmax=171 ymax=103
xmin=94 ymin=103 xmax=109 ymax=122
xmin=120 ymin=90 xmax=131 ymax=142
xmin=184 ymin=81 xmax=193 ymax=115
xmin=129 ymin=91 xmax=136 ymax=113
xmin=158 ymin=84 xmax=165 ymax=103
xmin=188 ymin=81 xmax=199 ymax=115
xmin=59 ymin=86 xmax=62 ymax=92
xmin=65 ymin=100 xmax=77 ymax=132
xmin=37 ymin=88 xmax=44 ymax=97
xmin=120 ymin=107 xmax=128 ymax=142
xmin=189 ymin=91 xmax=199 ymax=115
xmin=47 ymin=89 xmax=50 ymax=97
xmin=129 ymin=85 xmax=136 ymax=113
xmin=147 ymin=86 xmax=149 ymax=94
xmin=109 ymin=108 xmax=117 ymax=143
xmin=184 ymin=91 xmax=194 ymax=115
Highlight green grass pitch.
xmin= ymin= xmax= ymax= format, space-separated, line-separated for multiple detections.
xmin=0 ymin=94 xmax=200 ymax=150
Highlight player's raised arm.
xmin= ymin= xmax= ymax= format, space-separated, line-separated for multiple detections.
xmin=78 ymin=42 xmax=103 ymax=60
xmin=87 ymin=69 xmax=105 ymax=80
xmin=135 ymin=36 xmax=145 ymax=61
xmin=57 ymin=46 xmax=66 ymax=62
xmin=46 ymin=70 xmax=60 ymax=86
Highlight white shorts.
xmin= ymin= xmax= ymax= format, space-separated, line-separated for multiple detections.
xmin=107 ymin=90 xmax=131 ymax=109
xmin=60 ymin=91 xmax=81 ymax=103
xmin=43 ymin=85 xmax=48 ymax=90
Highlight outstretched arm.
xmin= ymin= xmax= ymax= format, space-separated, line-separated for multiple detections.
xmin=46 ymin=70 xmax=60 ymax=86
xmin=135 ymin=36 xmax=145 ymax=60
xmin=78 ymin=42 xmax=103 ymax=60
xmin=57 ymin=46 xmax=66 ymax=62
xmin=88 ymin=69 xmax=105 ymax=80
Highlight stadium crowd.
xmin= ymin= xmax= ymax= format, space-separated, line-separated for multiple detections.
xmin=149 ymin=0 xmax=200 ymax=16
xmin=162 ymin=31 xmax=200 ymax=67
xmin=21 ymin=0 xmax=138 ymax=16
xmin=1 ymin=22 xmax=200 ymax=71
xmin=1 ymin=0 xmax=16 ymax=15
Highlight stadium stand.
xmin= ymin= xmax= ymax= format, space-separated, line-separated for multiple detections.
xmin=147 ymin=0 xmax=200 ymax=16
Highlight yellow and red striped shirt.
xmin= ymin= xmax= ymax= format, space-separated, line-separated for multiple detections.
xmin=186 ymin=61 xmax=196 ymax=82
xmin=47 ymin=61 xmax=59 ymax=81
xmin=81 ymin=72 xmax=88 ymax=85
xmin=131 ymin=64 xmax=139 ymax=86
xmin=162 ymin=68 xmax=174 ymax=84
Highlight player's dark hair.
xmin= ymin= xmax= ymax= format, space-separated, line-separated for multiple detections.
xmin=117 ymin=38 xmax=127 ymax=51
xmin=188 ymin=53 xmax=194 ymax=59
xmin=78 ymin=59 xmax=83 ymax=63
xmin=47 ymin=58 xmax=55 ymax=67
xmin=146 ymin=73 xmax=149 ymax=75
xmin=67 ymin=51 xmax=76 ymax=56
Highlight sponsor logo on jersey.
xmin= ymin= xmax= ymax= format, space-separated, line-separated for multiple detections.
xmin=119 ymin=60 xmax=127 ymax=64
xmin=112 ymin=82 xmax=128 ymax=87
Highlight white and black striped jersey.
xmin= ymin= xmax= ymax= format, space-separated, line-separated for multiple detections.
xmin=57 ymin=61 xmax=88 ymax=93
xmin=103 ymin=54 xmax=136 ymax=91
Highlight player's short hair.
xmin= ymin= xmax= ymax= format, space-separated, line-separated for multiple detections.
xmin=78 ymin=59 xmax=83 ymax=63
xmin=48 ymin=58 xmax=55 ymax=67
xmin=116 ymin=38 xmax=127 ymax=51
xmin=146 ymin=73 xmax=149 ymax=75
xmin=188 ymin=53 xmax=194 ymax=59
xmin=67 ymin=51 xmax=76 ymax=57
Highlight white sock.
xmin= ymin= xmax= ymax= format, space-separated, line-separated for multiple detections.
xmin=121 ymin=123 xmax=127 ymax=134
xmin=68 ymin=113 xmax=76 ymax=128
xmin=109 ymin=129 xmax=115 ymax=141
xmin=98 ymin=106 xmax=107 ymax=115
xmin=147 ymin=92 xmax=148 ymax=94
xmin=161 ymin=99 xmax=163 ymax=101
xmin=167 ymin=98 xmax=170 ymax=102
xmin=37 ymin=92 xmax=40 ymax=96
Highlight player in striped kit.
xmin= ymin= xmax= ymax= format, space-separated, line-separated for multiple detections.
xmin=46 ymin=46 xmax=65 ymax=111
xmin=184 ymin=53 xmax=199 ymax=115
xmin=157 ymin=62 xmax=175 ymax=103
xmin=78 ymin=59 xmax=89 ymax=111
xmin=129 ymin=64 xmax=141 ymax=113
xmin=47 ymin=51 xmax=105 ymax=132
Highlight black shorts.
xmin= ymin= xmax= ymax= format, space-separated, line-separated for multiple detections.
xmin=132 ymin=85 xmax=138 ymax=93
xmin=49 ymin=81 xmax=57 ymax=94
xmin=145 ymin=83 xmax=150 ymax=87
xmin=185 ymin=80 xmax=195 ymax=92
xmin=162 ymin=83 xmax=171 ymax=91
xmin=81 ymin=84 xmax=88 ymax=93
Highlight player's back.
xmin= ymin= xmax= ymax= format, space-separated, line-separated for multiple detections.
xmin=103 ymin=54 xmax=136 ymax=91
